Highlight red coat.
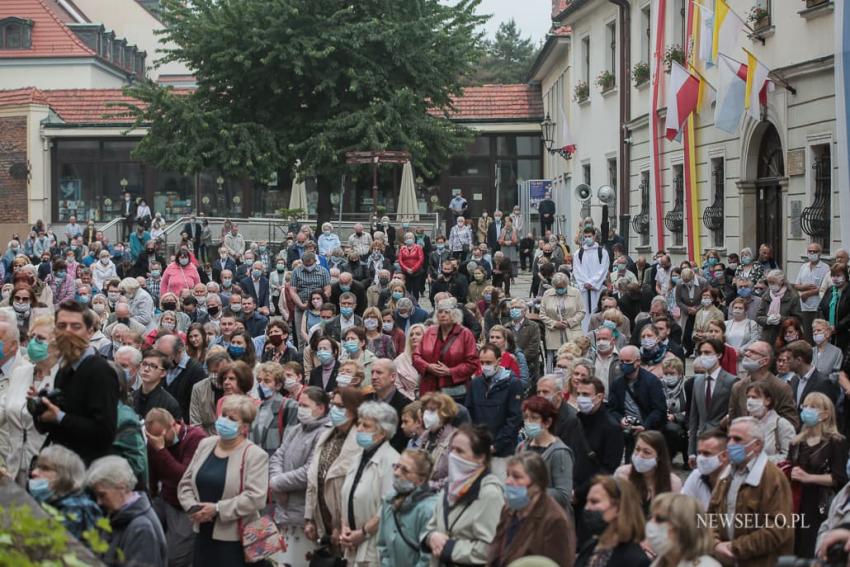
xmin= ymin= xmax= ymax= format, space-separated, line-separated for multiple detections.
xmin=398 ymin=244 xmax=424 ymax=274
xmin=721 ymin=342 xmax=738 ymax=375
xmin=500 ymin=352 xmax=520 ymax=379
xmin=413 ymin=323 xmax=480 ymax=394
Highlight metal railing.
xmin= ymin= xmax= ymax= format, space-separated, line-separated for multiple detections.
xmin=154 ymin=214 xmax=443 ymax=257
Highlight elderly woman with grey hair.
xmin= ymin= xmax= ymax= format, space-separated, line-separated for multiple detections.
xmin=29 ymin=445 xmax=102 ymax=540
xmin=339 ymin=401 xmax=400 ymax=566
xmin=539 ymin=272 xmax=585 ymax=372
xmin=734 ymin=246 xmax=765 ymax=286
xmin=755 ymin=268 xmax=803 ymax=347
xmin=87 ymin=455 xmax=167 ymax=566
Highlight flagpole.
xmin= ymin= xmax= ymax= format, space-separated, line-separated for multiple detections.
xmin=687 ymin=64 xmax=716 ymax=92
xmin=739 ymin=47 xmax=797 ymax=94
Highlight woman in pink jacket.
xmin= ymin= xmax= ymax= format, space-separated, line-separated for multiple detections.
xmin=160 ymin=248 xmax=201 ymax=296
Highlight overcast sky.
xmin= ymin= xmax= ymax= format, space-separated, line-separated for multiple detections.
xmin=476 ymin=0 xmax=552 ymax=43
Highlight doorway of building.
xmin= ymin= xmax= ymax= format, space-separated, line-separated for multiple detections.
xmin=755 ymin=123 xmax=785 ymax=265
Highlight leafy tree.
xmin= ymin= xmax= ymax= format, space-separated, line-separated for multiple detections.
xmin=122 ymin=0 xmax=488 ymax=184
xmin=468 ymin=19 xmax=539 ymax=85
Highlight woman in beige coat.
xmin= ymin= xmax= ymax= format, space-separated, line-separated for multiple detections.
xmin=178 ymin=395 xmax=269 ymax=567
xmin=539 ymin=272 xmax=585 ymax=372
xmin=304 ymin=387 xmax=365 ymax=546
xmin=339 ymin=401 xmax=401 ymax=566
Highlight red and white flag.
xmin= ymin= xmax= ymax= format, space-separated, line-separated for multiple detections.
xmin=558 ymin=105 xmax=577 ymax=155
xmin=665 ymin=61 xmax=700 ymax=142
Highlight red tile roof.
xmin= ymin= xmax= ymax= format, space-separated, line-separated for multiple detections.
xmin=0 ymin=87 xmax=50 ymax=106
xmin=433 ymin=84 xmax=544 ymax=122
xmin=0 ymin=0 xmax=94 ymax=58
xmin=42 ymin=89 xmax=144 ymax=123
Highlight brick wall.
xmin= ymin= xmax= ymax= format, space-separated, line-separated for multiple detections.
xmin=0 ymin=116 xmax=28 ymax=224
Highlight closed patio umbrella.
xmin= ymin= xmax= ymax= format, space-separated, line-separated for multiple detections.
xmin=288 ymin=171 xmax=308 ymax=214
xmin=397 ymin=161 xmax=420 ymax=222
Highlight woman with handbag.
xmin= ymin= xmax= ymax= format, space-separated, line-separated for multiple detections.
xmin=178 ymin=395 xmax=274 ymax=567
xmin=339 ymin=401 xmax=401 ymax=566
xmin=789 ymin=392 xmax=848 ymax=558
xmin=377 ymin=448 xmax=438 ymax=566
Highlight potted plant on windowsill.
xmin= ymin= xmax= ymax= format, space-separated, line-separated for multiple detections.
xmin=663 ymin=44 xmax=685 ymax=73
xmin=632 ymin=61 xmax=650 ymax=86
xmin=595 ymin=70 xmax=616 ymax=93
xmin=573 ymin=80 xmax=589 ymax=103
xmin=747 ymin=5 xmax=770 ymax=31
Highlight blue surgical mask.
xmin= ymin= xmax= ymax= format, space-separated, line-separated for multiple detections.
xmin=555 ymin=287 xmax=567 ymax=296
xmin=510 ymin=308 xmax=522 ymax=320
xmin=392 ymin=291 xmax=403 ymax=301
xmin=27 ymin=338 xmax=49 ymax=363
xmin=504 ymin=484 xmax=530 ymax=510
xmin=356 ymin=431 xmax=377 ymax=449
xmin=258 ymin=383 xmax=275 ymax=400
xmin=330 ymin=405 xmax=349 ymax=426
xmin=28 ymin=477 xmax=52 ymax=502
xmin=252 ymin=269 xmax=263 ymax=279
xmin=737 ymin=287 xmax=752 ymax=298
xmin=524 ymin=422 xmax=543 ymax=439
xmin=227 ymin=345 xmax=246 ymax=358
xmin=317 ymin=350 xmax=335 ymax=365
xmin=340 ymin=284 xmax=351 ymax=292
xmin=801 ymin=407 xmax=821 ymax=427
xmin=343 ymin=339 xmax=360 ymax=354
xmin=214 ymin=416 xmax=240 ymax=440
xmin=620 ymin=361 xmax=636 ymax=375
xmin=602 ymin=320 xmax=617 ymax=331
xmin=340 ymin=307 xmax=354 ymax=318
xmin=727 ymin=441 xmax=752 ymax=465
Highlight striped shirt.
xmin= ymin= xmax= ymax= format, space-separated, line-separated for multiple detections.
xmin=291 ymin=265 xmax=330 ymax=302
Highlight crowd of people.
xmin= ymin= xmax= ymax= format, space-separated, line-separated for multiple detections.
xmin=2 ymin=206 xmax=850 ymax=567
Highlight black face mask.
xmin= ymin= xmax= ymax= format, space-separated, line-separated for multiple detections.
xmin=442 ymin=271 xmax=453 ymax=278
xmin=162 ymin=302 xmax=177 ymax=311
xmin=583 ymin=508 xmax=609 ymax=536
xmin=207 ymin=306 xmax=220 ymax=316
xmin=117 ymin=318 xmax=130 ymax=325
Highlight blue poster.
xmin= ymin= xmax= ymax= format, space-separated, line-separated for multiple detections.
xmin=528 ymin=179 xmax=552 ymax=209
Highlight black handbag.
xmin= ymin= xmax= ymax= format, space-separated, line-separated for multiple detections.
xmin=307 ymin=544 xmax=346 ymax=567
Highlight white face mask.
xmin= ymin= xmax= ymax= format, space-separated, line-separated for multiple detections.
xmin=297 ymin=406 xmax=315 ymax=423
xmin=422 ymin=409 xmax=441 ymax=431
xmin=645 ymin=520 xmax=673 ymax=556
xmin=696 ymin=453 xmax=723 ymax=476
xmin=746 ymin=397 xmax=766 ymax=417
xmin=576 ymin=395 xmax=594 ymax=414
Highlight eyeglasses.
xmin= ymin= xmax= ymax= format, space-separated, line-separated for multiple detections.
xmin=141 ymin=361 xmax=163 ymax=371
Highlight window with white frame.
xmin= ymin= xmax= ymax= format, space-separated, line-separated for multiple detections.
xmin=641 ymin=5 xmax=651 ymax=64
xmin=606 ymin=21 xmax=617 ymax=82
xmin=581 ymin=36 xmax=591 ymax=86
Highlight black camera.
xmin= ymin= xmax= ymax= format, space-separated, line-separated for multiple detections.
xmin=26 ymin=388 xmax=64 ymax=418
xmin=777 ymin=543 xmax=849 ymax=567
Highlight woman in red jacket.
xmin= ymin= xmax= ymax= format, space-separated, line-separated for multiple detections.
xmin=706 ymin=319 xmax=739 ymax=375
xmin=412 ymin=297 xmax=480 ymax=402
xmin=397 ymin=231 xmax=425 ymax=300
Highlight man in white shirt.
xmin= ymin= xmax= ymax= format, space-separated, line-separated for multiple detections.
xmin=347 ymin=223 xmax=373 ymax=258
xmin=572 ymin=227 xmax=610 ymax=332
xmin=795 ymin=242 xmax=831 ymax=339
xmin=655 ymin=255 xmax=672 ymax=296
xmin=681 ymin=429 xmax=728 ymax=510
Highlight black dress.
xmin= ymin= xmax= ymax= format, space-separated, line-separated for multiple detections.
xmin=790 ymin=435 xmax=849 ymax=558
xmin=193 ymin=452 xmax=246 ymax=567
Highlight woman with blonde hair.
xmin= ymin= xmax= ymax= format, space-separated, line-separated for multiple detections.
xmin=540 ymin=272 xmax=585 ymax=371
xmin=417 ymin=392 xmax=459 ymax=489
xmin=384 ymin=279 xmax=408 ymax=312
xmin=576 ymin=475 xmax=650 ymax=567
xmin=600 ymin=308 xmax=629 ymax=348
xmin=393 ymin=323 xmax=425 ymax=400
xmin=2 ymin=315 xmax=60 ymax=484
xmin=724 ymin=296 xmax=761 ymax=359
xmin=789 ymin=392 xmax=848 ymax=557
xmin=646 ymin=493 xmax=720 ymax=566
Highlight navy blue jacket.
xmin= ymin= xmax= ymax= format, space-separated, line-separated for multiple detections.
xmin=607 ymin=367 xmax=667 ymax=431
xmin=240 ymin=276 xmax=270 ymax=309
xmin=465 ymin=370 xmax=523 ymax=457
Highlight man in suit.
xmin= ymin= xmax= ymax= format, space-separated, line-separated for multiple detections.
xmin=727 ymin=341 xmax=799 ymax=429
xmin=329 ymin=272 xmax=367 ymax=317
xmin=324 ymin=292 xmax=362 ymax=342
xmin=486 ymin=210 xmax=504 ymax=252
xmin=371 ymin=359 xmax=413 ymax=453
xmin=155 ymin=334 xmax=206 ymax=422
xmin=537 ymin=374 xmax=593 ymax=491
xmin=121 ymin=191 xmax=135 ymax=242
xmin=608 ymin=345 xmax=667 ymax=459
xmin=508 ymin=298 xmax=541 ymax=383
xmin=786 ymin=340 xmax=840 ymax=409
xmin=687 ymin=338 xmax=738 ymax=467
xmin=239 ymin=260 xmax=270 ymax=315
xmin=212 ymin=246 xmax=236 ymax=284
xmin=675 ymin=267 xmax=706 ymax=356
xmin=286 ymin=232 xmax=308 ymax=269
xmin=183 ymin=215 xmax=203 ymax=256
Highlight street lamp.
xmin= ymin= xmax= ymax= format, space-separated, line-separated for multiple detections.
xmin=216 ymin=176 xmax=225 ymax=191
xmin=540 ymin=112 xmax=572 ymax=161
xmin=119 ymin=178 xmax=128 ymax=191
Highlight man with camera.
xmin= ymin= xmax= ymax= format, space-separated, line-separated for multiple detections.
xmin=32 ymin=301 xmax=120 ymax=465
